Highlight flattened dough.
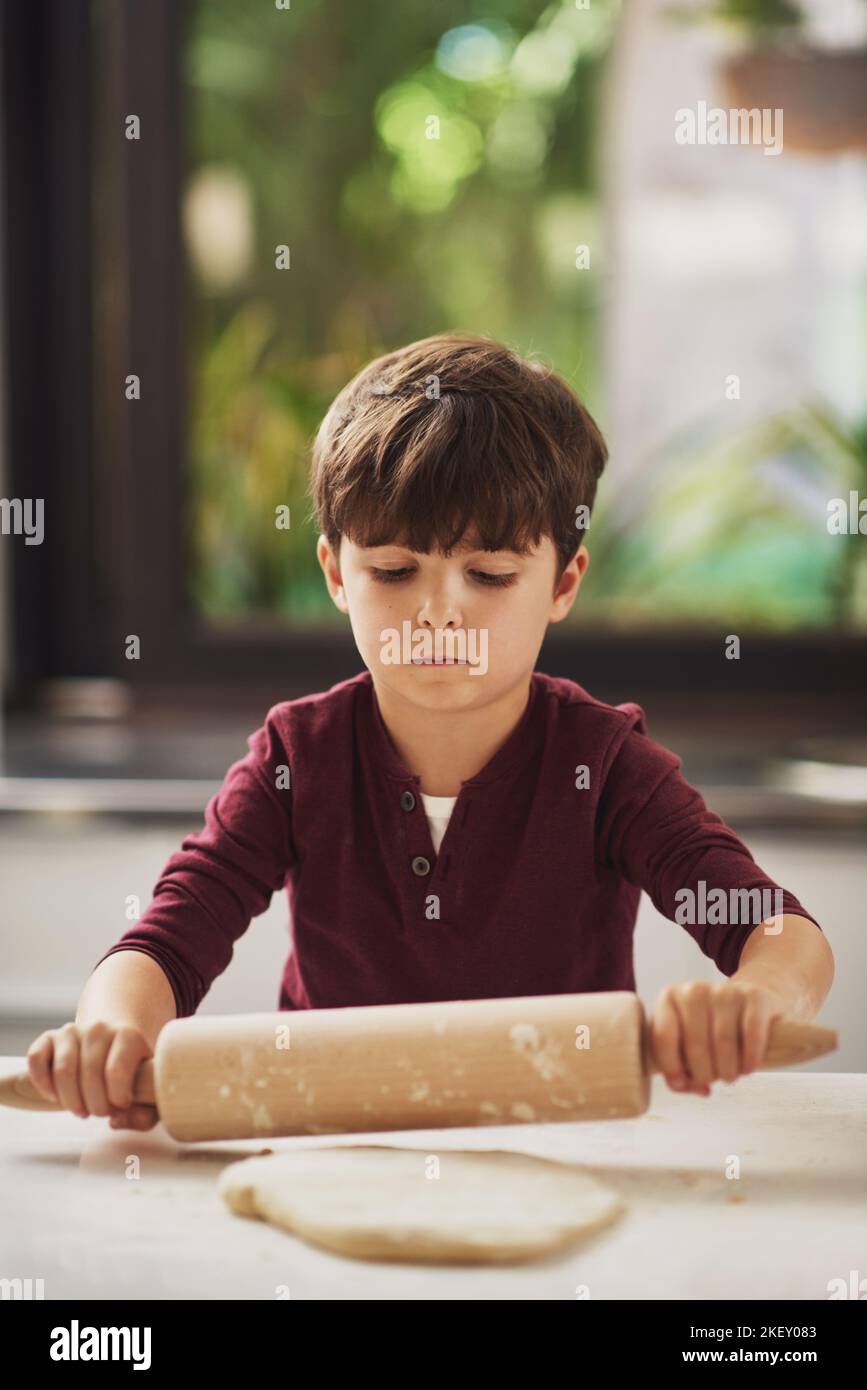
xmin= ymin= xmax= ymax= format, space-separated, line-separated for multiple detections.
xmin=218 ymin=1146 xmax=623 ymax=1263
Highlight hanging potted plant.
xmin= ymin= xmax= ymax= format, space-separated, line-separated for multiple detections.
xmin=668 ymin=0 xmax=867 ymax=154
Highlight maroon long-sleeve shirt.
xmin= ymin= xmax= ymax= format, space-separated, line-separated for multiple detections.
xmin=95 ymin=669 xmax=822 ymax=1017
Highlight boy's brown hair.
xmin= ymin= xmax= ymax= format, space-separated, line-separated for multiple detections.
xmin=308 ymin=332 xmax=608 ymax=584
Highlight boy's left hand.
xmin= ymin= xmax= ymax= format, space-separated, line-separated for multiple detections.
xmin=649 ymin=980 xmax=790 ymax=1096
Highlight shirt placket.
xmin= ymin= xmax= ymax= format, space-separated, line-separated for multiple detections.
xmin=394 ymin=776 xmax=474 ymax=918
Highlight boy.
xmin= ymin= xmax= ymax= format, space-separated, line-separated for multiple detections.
xmin=28 ymin=333 xmax=833 ymax=1131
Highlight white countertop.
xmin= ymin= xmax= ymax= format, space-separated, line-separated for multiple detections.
xmin=1 ymin=1060 xmax=864 ymax=1300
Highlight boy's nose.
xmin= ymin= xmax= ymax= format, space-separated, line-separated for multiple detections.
xmin=417 ymin=598 xmax=463 ymax=629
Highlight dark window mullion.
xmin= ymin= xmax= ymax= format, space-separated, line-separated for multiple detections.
xmin=2 ymin=1 xmax=95 ymax=702
xmin=117 ymin=0 xmax=187 ymax=677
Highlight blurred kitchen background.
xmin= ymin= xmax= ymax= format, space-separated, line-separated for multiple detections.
xmin=0 ymin=0 xmax=865 ymax=1065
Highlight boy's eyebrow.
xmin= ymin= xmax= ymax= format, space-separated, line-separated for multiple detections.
xmin=454 ymin=542 xmax=533 ymax=558
xmin=361 ymin=539 xmax=533 ymax=558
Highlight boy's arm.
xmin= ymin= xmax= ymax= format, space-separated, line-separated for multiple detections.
xmin=595 ymin=723 xmax=833 ymax=1094
xmin=594 ymin=722 xmax=826 ymax=977
xmin=729 ymin=913 xmax=834 ymax=1022
xmin=25 ymin=713 xmax=293 ymax=1129
xmin=76 ymin=950 xmax=177 ymax=1048
xmin=91 ymin=707 xmax=295 ymax=1019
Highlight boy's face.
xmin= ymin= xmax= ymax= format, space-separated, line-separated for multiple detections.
xmin=317 ymin=528 xmax=588 ymax=713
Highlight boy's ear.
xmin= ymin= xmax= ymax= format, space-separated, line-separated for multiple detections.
xmin=549 ymin=544 xmax=589 ymax=622
xmin=316 ymin=534 xmax=349 ymax=614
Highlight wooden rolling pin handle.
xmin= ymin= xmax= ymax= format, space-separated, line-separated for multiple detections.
xmin=0 ymin=1059 xmax=157 ymax=1113
xmin=644 ymin=1016 xmax=838 ymax=1075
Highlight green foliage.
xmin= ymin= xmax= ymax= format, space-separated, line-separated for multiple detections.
xmin=183 ymin=0 xmax=616 ymax=621
xmin=581 ymin=401 xmax=867 ymax=632
xmin=183 ymin=0 xmax=856 ymax=634
xmin=714 ymin=0 xmax=803 ymax=30
xmin=665 ymin=0 xmax=804 ymax=38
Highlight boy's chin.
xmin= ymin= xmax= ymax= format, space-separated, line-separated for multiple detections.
xmin=373 ymin=666 xmax=490 ymax=706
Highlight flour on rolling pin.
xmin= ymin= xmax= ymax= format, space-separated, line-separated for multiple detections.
xmin=148 ymin=994 xmax=655 ymax=1139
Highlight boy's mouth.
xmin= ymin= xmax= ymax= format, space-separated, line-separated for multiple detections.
xmin=412 ymin=658 xmax=467 ymax=665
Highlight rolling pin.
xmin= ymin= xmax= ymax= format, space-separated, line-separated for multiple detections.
xmin=0 ymin=992 xmax=837 ymax=1142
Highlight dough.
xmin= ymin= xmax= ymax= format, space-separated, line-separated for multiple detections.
xmin=218 ymin=1145 xmax=623 ymax=1263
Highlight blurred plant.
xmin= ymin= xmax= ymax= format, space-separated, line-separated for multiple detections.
xmin=665 ymin=0 xmax=805 ymax=41
xmin=183 ymin=0 xmax=619 ymax=623
xmin=582 ymin=400 xmax=867 ymax=631
xmin=799 ymin=404 xmax=867 ymax=623
xmin=187 ymin=300 xmax=347 ymax=624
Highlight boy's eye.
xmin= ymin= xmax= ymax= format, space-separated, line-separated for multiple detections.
xmin=472 ymin=570 xmax=517 ymax=587
xmin=369 ymin=568 xmax=517 ymax=587
xmin=370 ymin=567 xmax=414 ymax=583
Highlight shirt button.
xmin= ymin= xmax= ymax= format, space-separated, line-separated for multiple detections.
xmin=400 ymin=790 xmax=416 ymax=812
xmin=411 ymin=855 xmax=431 ymax=876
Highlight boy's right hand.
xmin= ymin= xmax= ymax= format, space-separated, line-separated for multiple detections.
xmin=26 ymin=1021 xmax=159 ymax=1130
